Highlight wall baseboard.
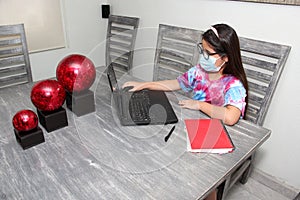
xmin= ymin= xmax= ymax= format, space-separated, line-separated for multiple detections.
xmin=251 ymin=168 xmax=299 ymax=199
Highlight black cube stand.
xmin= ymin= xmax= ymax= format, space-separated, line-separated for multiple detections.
xmin=37 ymin=107 xmax=68 ymax=132
xmin=14 ymin=127 xmax=45 ymax=150
xmin=66 ymin=90 xmax=95 ymax=117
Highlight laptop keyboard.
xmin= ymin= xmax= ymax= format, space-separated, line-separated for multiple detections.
xmin=128 ymin=92 xmax=151 ymax=123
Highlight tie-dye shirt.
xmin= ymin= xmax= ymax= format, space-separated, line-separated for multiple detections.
xmin=177 ymin=64 xmax=247 ymax=117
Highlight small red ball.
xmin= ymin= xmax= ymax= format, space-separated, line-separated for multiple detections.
xmin=12 ymin=110 xmax=38 ymax=132
xmin=31 ymin=80 xmax=66 ymax=111
xmin=56 ymin=54 xmax=96 ymax=93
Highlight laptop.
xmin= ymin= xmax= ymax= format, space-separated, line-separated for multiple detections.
xmin=106 ymin=65 xmax=178 ymax=126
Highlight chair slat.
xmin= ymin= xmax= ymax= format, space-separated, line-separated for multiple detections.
xmin=0 ymin=38 xmax=22 ymax=46
xmin=241 ymin=55 xmax=277 ymax=72
xmin=239 ymin=37 xmax=289 ymax=59
xmin=245 ymin=68 xmax=272 ymax=84
xmin=0 ymin=55 xmax=25 ymax=68
xmin=0 ymin=64 xmax=25 ymax=74
xmin=160 ymin=49 xmax=194 ymax=65
xmin=112 ymin=62 xmax=128 ymax=72
xmin=161 ymin=39 xmax=196 ymax=55
xmin=110 ymin=33 xmax=133 ymax=42
xmin=158 ymin=57 xmax=191 ymax=74
xmin=110 ymin=55 xmax=129 ymax=64
xmin=109 ymin=47 xmax=130 ymax=57
xmin=109 ymin=40 xmax=131 ymax=49
xmin=247 ymin=82 xmax=268 ymax=95
xmin=0 ymin=72 xmax=28 ymax=83
xmin=111 ymin=26 xmax=135 ymax=34
xmin=0 ymin=47 xmax=23 ymax=58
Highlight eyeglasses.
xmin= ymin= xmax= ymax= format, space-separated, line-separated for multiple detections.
xmin=197 ymin=43 xmax=219 ymax=60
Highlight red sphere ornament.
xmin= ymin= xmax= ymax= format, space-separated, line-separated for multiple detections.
xmin=31 ymin=80 xmax=66 ymax=111
xmin=56 ymin=54 xmax=96 ymax=93
xmin=12 ymin=110 xmax=38 ymax=132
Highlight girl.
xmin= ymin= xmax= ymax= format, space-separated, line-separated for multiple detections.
xmin=123 ymin=24 xmax=248 ymax=200
xmin=123 ymin=24 xmax=248 ymax=126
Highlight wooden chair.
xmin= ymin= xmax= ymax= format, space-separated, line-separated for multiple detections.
xmin=0 ymin=24 xmax=32 ymax=89
xmin=153 ymin=24 xmax=291 ymax=200
xmin=106 ymin=15 xmax=139 ymax=77
xmin=218 ymin=36 xmax=291 ymax=199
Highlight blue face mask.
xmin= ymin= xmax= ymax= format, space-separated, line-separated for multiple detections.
xmin=199 ymin=54 xmax=224 ymax=72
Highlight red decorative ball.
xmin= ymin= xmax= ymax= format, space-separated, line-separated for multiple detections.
xmin=56 ymin=54 xmax=96 ymax=93
xmin=12 ymin=110 xmax=38 ymax=132
xmin=31 ymin=80 xmax=66 ymax=111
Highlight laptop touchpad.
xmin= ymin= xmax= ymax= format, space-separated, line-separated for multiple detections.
xmin=149 ymin=104 xmax=167 ymax=124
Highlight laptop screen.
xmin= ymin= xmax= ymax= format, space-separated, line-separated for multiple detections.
xmin=107 ymin=65 xmax=119 ymax=92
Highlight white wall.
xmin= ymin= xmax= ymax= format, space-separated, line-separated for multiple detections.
xmin=29 ymin=0 xmax=108 ymax=81
xmin=27 ymin=0 xmax=300 ymax=189
xmin=108 ymin=0 xmax=300 ymax=189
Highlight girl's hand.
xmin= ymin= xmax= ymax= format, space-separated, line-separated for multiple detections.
xmin=178 ymin=100 xmax=201 ymax=110
xmin=122 ymin=80 xmax=180 ymax=92
xmin=122 ymin=81 xmax=145 ymax=92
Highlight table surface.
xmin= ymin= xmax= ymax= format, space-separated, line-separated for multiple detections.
xmin=0 ymin=67 xmax=271 ymax=200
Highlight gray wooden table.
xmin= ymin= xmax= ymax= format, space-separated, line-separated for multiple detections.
xmin=0 ymin=67 xmax=271 ymax=200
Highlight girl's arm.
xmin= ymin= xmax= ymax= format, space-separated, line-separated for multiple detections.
xmin=179 ymin=100 xmax=241 ymax=126
xmin=122 ymin=79 xmax=181 ymax=92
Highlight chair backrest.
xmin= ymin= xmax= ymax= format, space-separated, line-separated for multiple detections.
xmin=106 ymin=15 xmax=139 ymax=76
xmin=0 ymin=24 xmax=32 ymax=89
xmin=153 ymin=24 xmax=203 ymax=96
xmin=153 ymin=24 xmax=291 ymax=125
xmin=153 ymin=24 xmax=203 ymax=81
xmin=239 ymin=37 xmax=291 ymax=125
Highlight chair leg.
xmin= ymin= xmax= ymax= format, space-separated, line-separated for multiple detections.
xmin=216 ymin=182 xmax=225 ymax=200
xmin=293 ymin=192 xmax=300 ymax=200
xmin=240 ymin=154 xmax=255 ymax=184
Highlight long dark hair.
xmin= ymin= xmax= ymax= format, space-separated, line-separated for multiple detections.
xmin=202 ymin=24 xmax=248 ymax=118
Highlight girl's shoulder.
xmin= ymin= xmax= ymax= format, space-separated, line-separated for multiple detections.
xmin=222 ymin=75 xmax=244 ymax=90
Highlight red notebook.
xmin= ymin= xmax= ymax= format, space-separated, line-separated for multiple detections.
xmin=184 ymin=118 xmax=234 ymax=154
